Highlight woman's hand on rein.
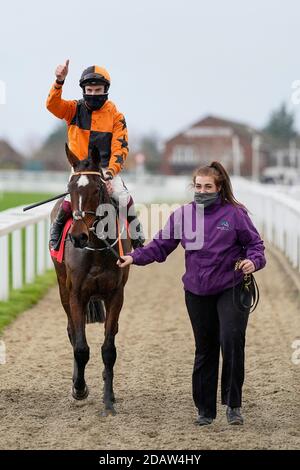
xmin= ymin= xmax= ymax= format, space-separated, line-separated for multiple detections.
xmin=117 ymin=256 xmax=133 ymax=268
xmin=239 ymin=259 xmax=255 ymax=274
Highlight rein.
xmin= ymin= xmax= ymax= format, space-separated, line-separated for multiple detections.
xmin=72 ymin=170 xmax=106 ymax=182
xmin=232 ymin=259 xmax=260 ymax=313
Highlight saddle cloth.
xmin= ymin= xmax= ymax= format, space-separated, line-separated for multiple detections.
xmin=50 ymin=218 xmax=72 ymax=263
xmin=50 ymin=217 xmax=126 ymax=263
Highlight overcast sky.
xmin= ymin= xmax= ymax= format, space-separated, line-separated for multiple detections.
xmin=0 ymin=0 xmax=299 ymax=153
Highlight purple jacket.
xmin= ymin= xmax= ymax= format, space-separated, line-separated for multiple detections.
xmin=130 ymin=196 xmax=266 ymax=296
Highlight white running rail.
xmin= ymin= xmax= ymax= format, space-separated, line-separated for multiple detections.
xmin=232 ymin=177 xmax=300 ymax=272
xmin=0 ymin=203 xmax=54 ymax=301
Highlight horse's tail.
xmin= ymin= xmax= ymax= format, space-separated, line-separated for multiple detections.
xmin=86 ymin=299 xmax=106 ymax=324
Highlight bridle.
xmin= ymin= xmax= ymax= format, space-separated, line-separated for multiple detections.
xmin=69 ymin=171 xmax=125 ymax=259
xmin=71 ymin=171 xmax=106 ymax=222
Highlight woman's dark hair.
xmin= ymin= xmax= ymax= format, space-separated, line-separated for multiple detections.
xmin=192 ymin=161 xmax=246 ymax=208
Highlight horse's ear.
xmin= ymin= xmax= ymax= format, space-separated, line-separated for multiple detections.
xmin=90 ymin=146 xmax=100 ymax=168
xmin=65 ymin=143 xmax=79 ymax=168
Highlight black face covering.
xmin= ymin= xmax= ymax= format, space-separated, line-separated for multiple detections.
xmin=83 ymin=93 xmax=108 ymax=111
xmin=194 ymin=192 xmax=219 ymax=208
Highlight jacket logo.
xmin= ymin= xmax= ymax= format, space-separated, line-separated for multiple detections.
xmin=217 ymin=219 xmax=230 ymax=230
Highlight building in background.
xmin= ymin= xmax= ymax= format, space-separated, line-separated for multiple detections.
xmin=162 ymin=115 xmax=270 ymax=178
xmin=0 ymin=139 xmax=24 ymax=169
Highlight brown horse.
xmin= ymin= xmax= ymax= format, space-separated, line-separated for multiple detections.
xmin=51 ymin=144 xmax=131 ymax=416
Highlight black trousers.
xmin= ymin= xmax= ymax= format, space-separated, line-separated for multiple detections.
xmin=185 ymin=284 xmax=249 ymax=419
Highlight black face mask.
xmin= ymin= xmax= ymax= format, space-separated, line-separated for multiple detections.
xmin=83 ymin=93 xmax=108 ymax=111
xmin=194 ymin=192 xmax=219 ymax=208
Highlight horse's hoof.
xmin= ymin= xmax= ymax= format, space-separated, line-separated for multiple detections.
xmin=100 ymin=404 xmax=116 ymax=417
xmin=72 ymin=384 xmax=89 ymax=400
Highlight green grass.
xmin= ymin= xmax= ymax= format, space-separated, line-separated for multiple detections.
xmin=0 ymin=192 xmax=57 ymax=334
xmin=0 ymin=192 xmax=55 ymax=211
xmin=0 ymin=270 xmax=57 ymax=334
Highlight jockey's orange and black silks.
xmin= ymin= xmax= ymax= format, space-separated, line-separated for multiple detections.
xmin=46 ymin=82 xmax=128 ymax=175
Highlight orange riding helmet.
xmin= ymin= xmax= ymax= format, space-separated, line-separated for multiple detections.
xmin=79 ymin=65 xmax=111 ymax=92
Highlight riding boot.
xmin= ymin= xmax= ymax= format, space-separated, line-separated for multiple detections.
xmin=50 ymin=201 xmax=72 ymax=250
xmin=126 ymin=197 xmax=145 ymax=249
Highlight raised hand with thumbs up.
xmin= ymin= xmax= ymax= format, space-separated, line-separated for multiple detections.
xmin=55 ymin=59 xmax=69 ymax=83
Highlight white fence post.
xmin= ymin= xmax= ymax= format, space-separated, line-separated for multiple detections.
xmin=0 ymin=235 xmax=9 ymax=301
xmin=37 ymin=220 xmax=46 ymax=275
xmin=12 ymin=229 xmax=22 ymax=290
xmin=25 ymin=225 xmax=35 ymax=284
xmin=46 ymin=218 xmax=52 ymax=270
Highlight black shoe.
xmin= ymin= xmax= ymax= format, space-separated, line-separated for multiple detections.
xmin=196 ymin=414 xmax=214 ymax=426
xmin=50 ymin=206 xmax=70 ymax=250
xmin=226 ymin=407 xmax=244 ymax=425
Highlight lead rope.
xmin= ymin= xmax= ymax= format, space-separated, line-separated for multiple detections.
xmin=233 ymin=259 xmax=260 ymax=313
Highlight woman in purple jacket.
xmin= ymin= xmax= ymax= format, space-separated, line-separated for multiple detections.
xmin=118 ymin=161 xmax=266 ymax=426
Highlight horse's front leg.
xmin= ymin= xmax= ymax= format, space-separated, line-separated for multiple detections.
xmin=69 ymin=291 xmax=90 ymax=400
xmin=53 ymin=260 xmax=74 ymax=345
xmin=101 ymin=288 xmax=124 ymax=416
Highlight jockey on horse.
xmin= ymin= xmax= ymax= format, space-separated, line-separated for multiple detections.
xmin=46 ymin=59 xmax=145 ymax=250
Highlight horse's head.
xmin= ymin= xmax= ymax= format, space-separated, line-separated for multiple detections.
xmin=66 ymin=144 xmax=109 ymax=249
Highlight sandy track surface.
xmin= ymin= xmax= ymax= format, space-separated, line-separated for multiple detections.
xmin=0 ymin=245 xmax=300 ymax=450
